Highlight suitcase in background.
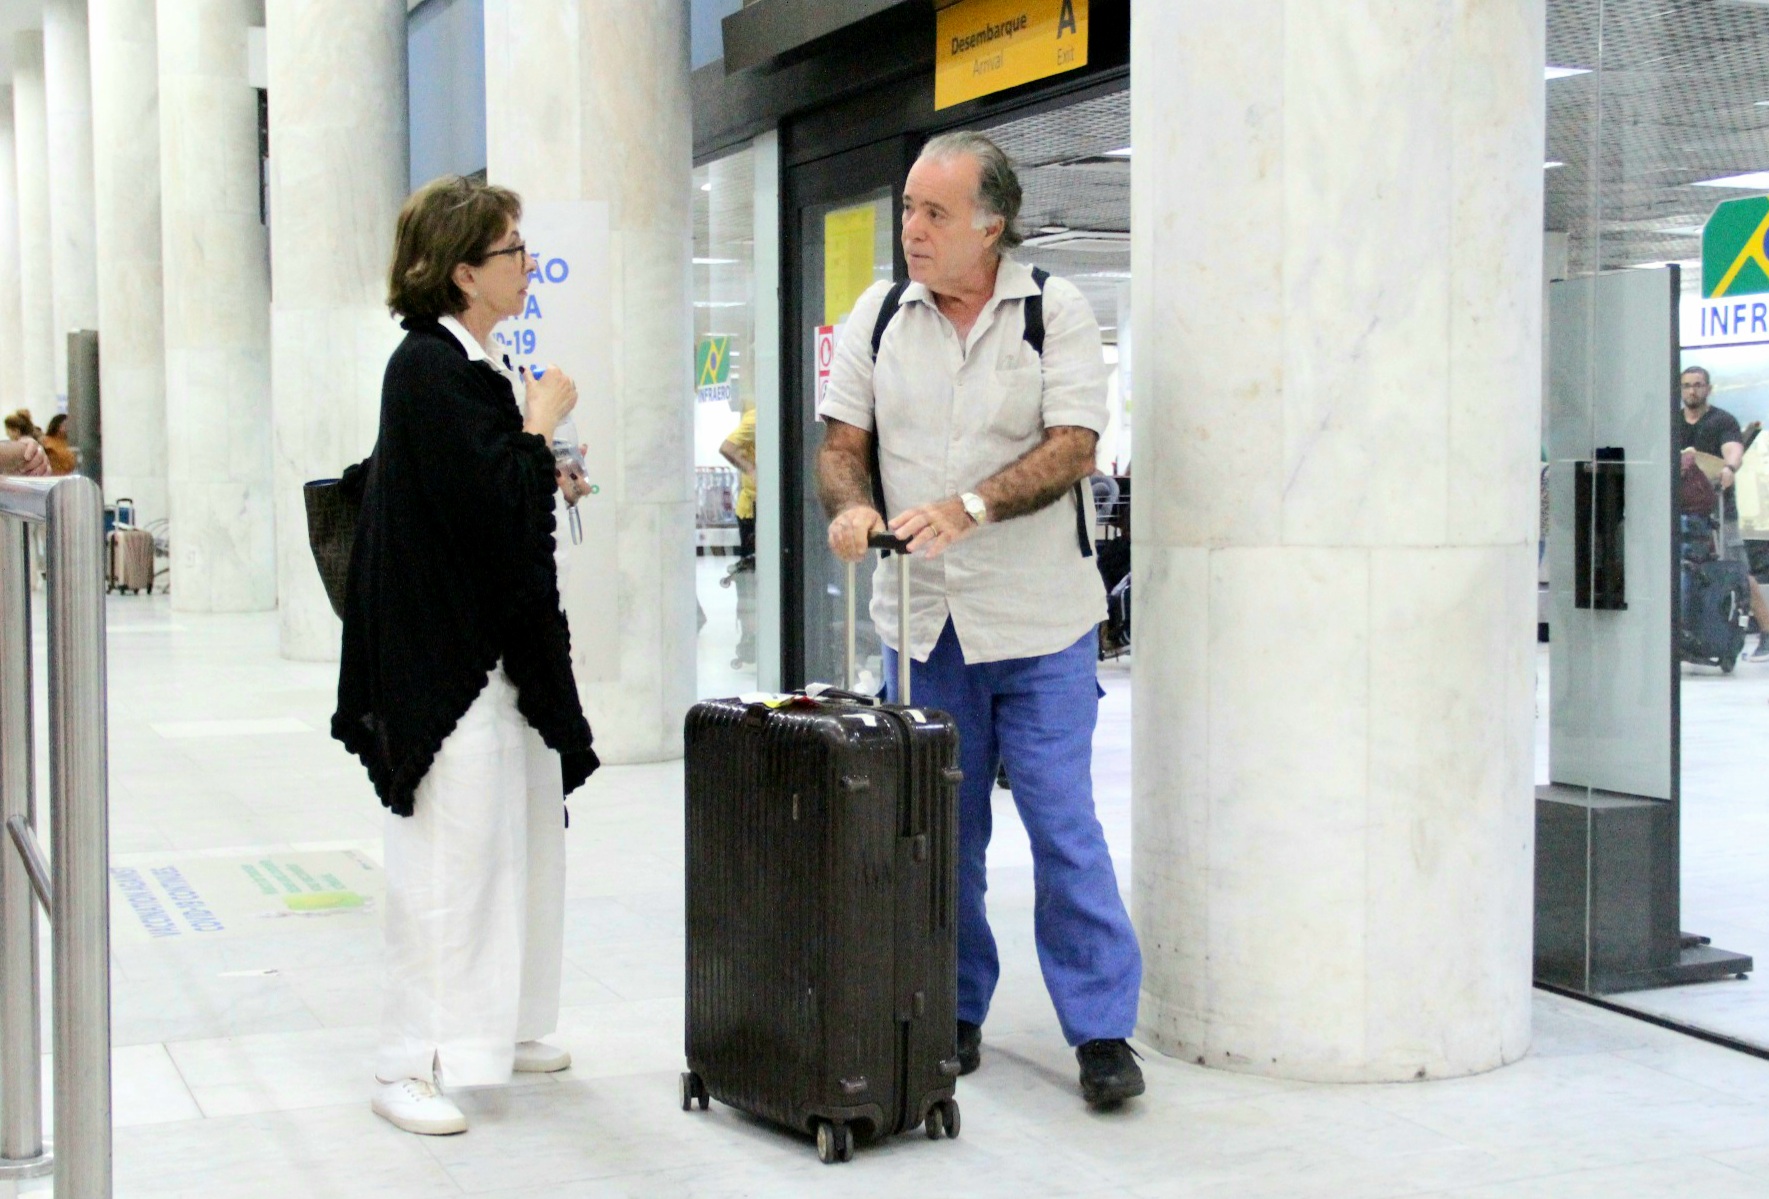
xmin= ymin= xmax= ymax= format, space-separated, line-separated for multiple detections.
xmin=1678 ymin=495 xmax=1749 ymax=672
xmin=681 ymin=535 xmax=963 ymax=1165
xmin=1680 ymin=555 xmax=1748 ymax=671
xmin=106 ymin=527 xmax=155 ymax=595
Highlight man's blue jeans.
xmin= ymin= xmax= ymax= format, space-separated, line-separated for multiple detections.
xmin=884 ymin=620 xmax=1142 ymax=1045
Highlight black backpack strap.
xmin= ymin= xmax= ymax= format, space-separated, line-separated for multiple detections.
xmin=870 ymin=280 xmax=910 ymax=361
xmin=1023 ymin=266 xmax=1049 ymax=355
xmin=867 ymin=281 xmax=911 ymax=518
xmin=1073 ymin=481 xmax=1093 ymax=558
xmin=1022 ymin=268 xmax=1091 ymax=558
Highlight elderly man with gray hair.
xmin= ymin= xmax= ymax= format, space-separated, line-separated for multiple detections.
xmin=817 ymin=130 xmax=1144 ymax=1108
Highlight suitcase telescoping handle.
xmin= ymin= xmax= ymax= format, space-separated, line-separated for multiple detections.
xmin=845 ymin=532 xmax=912 ymax=704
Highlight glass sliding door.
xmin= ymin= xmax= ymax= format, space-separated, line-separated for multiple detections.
xmin=781 ymin=137 xmax=912 ymax=689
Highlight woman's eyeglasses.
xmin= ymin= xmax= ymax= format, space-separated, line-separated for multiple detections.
xmin=482 ymin=242 xmax=528 ymax=262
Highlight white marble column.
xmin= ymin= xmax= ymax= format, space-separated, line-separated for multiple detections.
xmin=266 ymin=0 xmax=406 ymax=660
xmin=1129 ymin=0 xmax=1543 ymax=1082
xmin=485 ymin=0 xmax=696 ymax=764
xmin=11 ymin=35 xmax=56 ymax=420
xmin=90 ymin=0 xmax=168 ymax=522
xmin=158 ymin=0 xmax=274 ymax=612
xmin=44 ymin=0 xmax=99 ymax=402
xmin=0 ymin=92 xmax=24 ymax=413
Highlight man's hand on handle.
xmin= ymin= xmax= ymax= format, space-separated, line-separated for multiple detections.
xmin=890 ymin=497 xmax=976 ymax=559
xmin=827 ymin=505 xmax=885 ymax=563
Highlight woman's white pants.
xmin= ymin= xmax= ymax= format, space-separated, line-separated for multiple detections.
xmin=376 ymin=665 xmax=565 ymax=1087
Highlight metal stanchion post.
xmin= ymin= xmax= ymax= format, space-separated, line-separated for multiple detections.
xmin=0 ymin=518 xmax=48 ymax=1179
xmin=45 ymin=477 xmax=110 ymax=1197
xmin=895 ymin=551 xmax=910 ymax=706
xmin=845 ymin=561 xmax=857 ymax=690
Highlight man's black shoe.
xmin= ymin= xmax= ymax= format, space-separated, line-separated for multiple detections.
xmin=956 ymin=1020 xmax=982 ymax=1075
xmin=1077 ymin=1038 xmax=1144 ymax=1106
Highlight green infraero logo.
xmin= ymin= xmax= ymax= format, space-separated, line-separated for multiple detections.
xmin=1703 ymin=196 xmax=1769 ymax=298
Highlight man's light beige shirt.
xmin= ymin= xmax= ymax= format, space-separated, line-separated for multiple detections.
xmin=818 ymin=257 xmax=1108 ymax=665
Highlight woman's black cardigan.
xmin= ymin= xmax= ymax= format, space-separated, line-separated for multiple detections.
xmin=331 ymin=318 xmax=598 ymax=816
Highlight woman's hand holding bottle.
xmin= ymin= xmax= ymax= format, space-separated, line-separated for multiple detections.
xmin=520 ymin=364 xmax=578 ymax=443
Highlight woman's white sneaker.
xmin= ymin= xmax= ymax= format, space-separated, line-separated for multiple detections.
xmin=513 ymin=1040 xmax=571 ymax=1073
xmin=371 ymin=1077 xmax=467 ymax=1135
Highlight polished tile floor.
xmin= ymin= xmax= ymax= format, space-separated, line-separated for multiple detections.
xmin=9 ymin=600 xmax=1769 ymax=1196
xmin=1531 ymin=641 xmax=1769 ymax=1047
xmin=1608 ymin=654 xmax=1769 ymax=1042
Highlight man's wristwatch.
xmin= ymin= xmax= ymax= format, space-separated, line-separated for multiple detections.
xmin=960 ymin=491 xmax=988 ymax=526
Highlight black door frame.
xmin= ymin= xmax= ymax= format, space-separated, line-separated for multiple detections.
xmin=775 ymin=66 xmax=1131 ymax=688
xmin=779 ymin=136 xmax=915 ymax=688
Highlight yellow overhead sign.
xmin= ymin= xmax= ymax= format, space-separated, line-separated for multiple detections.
xmin=935 ymin=0 xmax=1088 ymax=110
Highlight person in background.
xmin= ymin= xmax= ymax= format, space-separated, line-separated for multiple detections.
xmin=719 ymin=405 xmax=759 ymax=667
xmin=0 ymin=410 xmax=48 ymax=476
xmin=333 ymin=175 xmax=598 ymax=1137
xmin=0 ymin=438 xmax=46 ymax=477
xmin=1678 ymin=365 xmax=1769 ymax=662
xmin=39 ymin=415 xmax=76 ymax=476
xmin=4 ymin=410 xmax=37 ymax=443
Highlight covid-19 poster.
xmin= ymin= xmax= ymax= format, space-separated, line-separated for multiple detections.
xmin=490 ymin=200 xmax=619 ymax=682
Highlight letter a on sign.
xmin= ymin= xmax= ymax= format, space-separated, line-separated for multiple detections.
xmin=1059 ymin=0 xmax=1077 ymax=36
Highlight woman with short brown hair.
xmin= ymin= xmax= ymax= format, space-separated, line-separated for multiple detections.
xmin=333 ymin=174 xmax=598 ymax=1136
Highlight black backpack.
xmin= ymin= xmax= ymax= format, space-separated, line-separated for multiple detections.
xmin=867 ymin=267 xmax=1093 ymax=558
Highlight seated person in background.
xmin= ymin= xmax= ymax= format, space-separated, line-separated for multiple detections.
xmin=0 ymin=439 xmax=46 ymax=476
xmin=0 ymin=410 xmax=47 ymax=476
xmin=1678 ymin=365 xmax=1769 ymax=662
xmin=39 ymin=415 xmax=76 ymax=475
xmin=4 ymin=410 xmax=37 ymax=443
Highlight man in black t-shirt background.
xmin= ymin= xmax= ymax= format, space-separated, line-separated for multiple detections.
xmin=1678 ymin=365 xmax=1769 ymax=662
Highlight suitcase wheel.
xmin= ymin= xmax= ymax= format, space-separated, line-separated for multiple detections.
xmin=815 ymin=1119 xmax=855 ymax=1165
xmin=678 ymin=1072 xmax=708 ymax=1112
xmin=925 ymin=1097 xmax=961 ymax=1141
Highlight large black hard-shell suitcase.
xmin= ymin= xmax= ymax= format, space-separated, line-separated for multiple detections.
xmin=681 ymin=538 xmax=963 ymax=1165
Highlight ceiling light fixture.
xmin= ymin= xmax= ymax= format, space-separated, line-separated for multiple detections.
xmin=1545 ymin=161 xmax=1566 ymax=169
xmin=692 ymin=257 xmax=738 ymax=265
xmin=1694 ymin=170 xmax=1769 ymax=188
xmin=1103 ymin=146 xmax=1131 ymax=158
xmin=1545 ymin=66 xmax=1590 ymax=80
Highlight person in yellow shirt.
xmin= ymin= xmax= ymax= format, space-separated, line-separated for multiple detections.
xmin=719 ymin=407 xmax=758 ymax=668
xmin=720 ymin=407 xmax=757 ymax=549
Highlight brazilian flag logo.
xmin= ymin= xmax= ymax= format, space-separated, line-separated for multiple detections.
xmin=1703 ymin=196 xmax=1769 ymax=298
xmin=696 ymin=336 xmax=729 ymax=388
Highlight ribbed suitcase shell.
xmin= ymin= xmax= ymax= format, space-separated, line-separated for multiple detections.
xmin=107 ymin=528 xmax=154 ymax=594
xmin=684 ymin=696 xmax=960 ymax=1144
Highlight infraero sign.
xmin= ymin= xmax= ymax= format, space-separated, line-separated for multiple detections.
xmin=1691 ymin=196 xmax=1769 ymax=346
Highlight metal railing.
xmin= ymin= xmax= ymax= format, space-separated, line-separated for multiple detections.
xmin=0 ymin=474 xmax=112 ymax=1195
